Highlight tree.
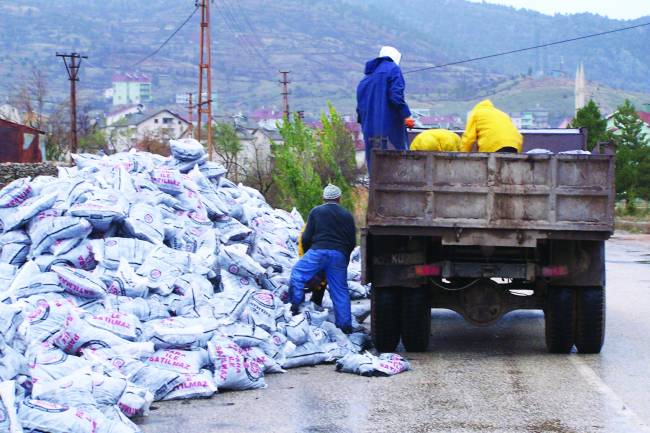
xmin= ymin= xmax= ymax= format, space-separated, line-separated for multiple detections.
xmin=44 ymin=103 xmax=69 ymax=161
xmin=137 ymin=131 xmax=170 ymax=156
xmin=272 ymin=115 xmax=322 ymax=217
xmin=12 ymin=67 xmax=48 ymax=130
xmin=213 ymin=123 xmax=243 ymax=182
xmin=611 ymin=99 xmax=650 ymax=201
xmin=243 ymin=134 xmax=274 ymax=196
xmin=315 ymin=103 xmax=358 ymax=210
xmin=78 ymin=129 xmax=108 ymax=154
xmin=569 ymin=100 xmax=610 ymax=152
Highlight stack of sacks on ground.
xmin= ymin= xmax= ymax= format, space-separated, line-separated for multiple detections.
xmin=0 ymin=139 xmax=374 ymax=433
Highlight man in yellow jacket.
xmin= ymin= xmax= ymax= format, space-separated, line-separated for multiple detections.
xmin=410 ymin=129 xmax=461 ymax=152
xmin=460 ymin=100 xmax=523 ymax=153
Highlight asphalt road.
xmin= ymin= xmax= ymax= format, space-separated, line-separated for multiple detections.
xmin=137 ymin=234 xmax=650 ymax=433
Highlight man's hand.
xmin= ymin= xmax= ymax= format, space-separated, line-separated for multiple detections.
xmin=404 ymin=118 xmax=415 ymax=129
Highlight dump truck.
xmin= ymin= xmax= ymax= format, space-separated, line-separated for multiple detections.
xmin=362 ymin=128 xmax=614 ymax=354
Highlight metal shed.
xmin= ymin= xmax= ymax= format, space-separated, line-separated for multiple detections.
xmin=0 ymin=118 xmax=45 ymax=162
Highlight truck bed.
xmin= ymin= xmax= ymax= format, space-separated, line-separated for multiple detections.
xmin=367 ymin=151 xmax=615 ymax=235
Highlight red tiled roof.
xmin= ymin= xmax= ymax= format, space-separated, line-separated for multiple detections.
xmin=108 ymin=104 xmax=140 ymax=116
xmin=638 ymin=112 xmax=650 ymax=125
xmin=112 ymin=73 xmax=151 ymax=83
xmin=251 ymin=108 xmax=282 ymax=120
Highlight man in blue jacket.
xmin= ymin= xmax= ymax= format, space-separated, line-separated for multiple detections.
xmin=356 ymin=46 xmax=413 ymax=174
xmin=289 ymin=184 xmax=357 ymax=333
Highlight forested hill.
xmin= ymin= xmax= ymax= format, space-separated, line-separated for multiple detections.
xmin=0 ymin=0 xmax=648 ymax=115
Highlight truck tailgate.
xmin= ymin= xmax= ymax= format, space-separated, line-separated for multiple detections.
xmin=367 ymin=151 xmax=615 ymax=233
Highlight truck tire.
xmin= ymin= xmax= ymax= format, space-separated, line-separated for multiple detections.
xmin=400 ymin=287 xmax=431 ymax=352
xmin=575 ymin=286 xmax=606 ymax=354
xmin=544 ymin=287 xmax=575 ymax=353
xmin=371 ymin=287 xmax=401 ymax=353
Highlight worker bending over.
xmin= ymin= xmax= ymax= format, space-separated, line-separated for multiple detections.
xmin=356 ymin=46 xmax=413 ymax=174
xmin=289 ymin=184 xmax=357 ymax=333
xmin=460 ymin=99 xmax=523 ymax=153
xmin=410 ymin=129 xmax=461 ymax=152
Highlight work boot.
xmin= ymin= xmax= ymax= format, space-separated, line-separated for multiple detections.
xmin=338 ymin=324 xmax=353 ymax=335
xmin=310 ymin=288 xmax=325 ymax=307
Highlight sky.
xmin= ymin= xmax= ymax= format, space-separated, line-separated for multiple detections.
xmin=468 ymin=0 xmax=650 ymax=20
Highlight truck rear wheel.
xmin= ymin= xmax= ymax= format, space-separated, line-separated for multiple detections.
xmin=400 ymin=287 xmax=431 ymax=352
xmin=575 ymin=286 xmax=606 ymax=354
xmin=544 ymin=287 xmax=575 ymax=353
xmin=371 ymin=287 xmax=401 ymax=353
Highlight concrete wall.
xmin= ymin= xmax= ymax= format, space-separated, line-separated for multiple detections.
xmin=0 ymin=162 xmax=60 ymax=188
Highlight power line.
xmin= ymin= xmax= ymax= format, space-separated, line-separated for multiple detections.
xmin=222 ymin=0 xmax=271 ymax=69
xmin=404 ymin=21 xmax=650 ymax=75
xmin=214 ymin=0 xmax=271 ymax=73
xmin=86 ymin=6 xmax=199 ymax=71
xmin=133 ymin=6 xmax=199 ymax=67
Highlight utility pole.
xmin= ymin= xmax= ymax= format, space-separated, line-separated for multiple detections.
xmin=279 ymin=70 xmax=291 ymax=121
xmin=187 ymin=92 xmax=194 ymax=137
xmin=196 ymin=0 xmax=213 ymax=159
xmin=56 ymin=52 xmax=87 ymax=157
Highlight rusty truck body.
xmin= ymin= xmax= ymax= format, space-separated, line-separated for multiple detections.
xmin=362 ymin=129 xmax=614 ymax=353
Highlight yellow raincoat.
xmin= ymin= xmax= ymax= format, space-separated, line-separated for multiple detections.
xmin=460 ymin=100 xmax=523 ymax=153
xmin=410 ymin=129 xmax=461 ymax=152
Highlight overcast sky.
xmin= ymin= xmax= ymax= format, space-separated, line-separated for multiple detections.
xmin=468 ymin=0 xmax=650 ymax=20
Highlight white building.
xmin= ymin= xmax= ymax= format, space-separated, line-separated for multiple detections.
xmin=102 ymin=109 xmax=191 ymax=153
xmin=112 ymin=73 xmax=152 ymax=106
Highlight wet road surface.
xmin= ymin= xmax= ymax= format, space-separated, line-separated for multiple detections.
xmin=137 ymin=234 xmax=650 ymax=433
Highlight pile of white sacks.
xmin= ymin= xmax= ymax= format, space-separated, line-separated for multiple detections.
xmin=0 ymin=139 xmax=409 ymax=433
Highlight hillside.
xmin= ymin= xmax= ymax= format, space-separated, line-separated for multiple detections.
xmin=0 ymin=0 xmax=649 ymax=119
xmin=409 ymin=76 xmax=650 ymax=124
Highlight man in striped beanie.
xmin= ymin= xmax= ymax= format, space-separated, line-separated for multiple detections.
xmin=289 ymin=184 xmax=357 ymax=333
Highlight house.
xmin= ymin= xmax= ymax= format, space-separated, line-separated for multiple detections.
xmin=415 ymin=115 xmax=463 ymax=129
xmin=344 ymin=121 xmax=366 ymax=168
xmin=112 ymin=73 xmax=152 ymax=106
xmin=214 ymin=124 xmax=283 ymax=182
xmin=0 ymin=104 xmax=22 ymax=124
xmin=510 ymin=110 xmax=550 ymax=129
xmin=510 ymin=112 xmax=535 ymax=129
xmin=106 ymin=104 xmax=143 ymax=127
xmin=250 ymin=108 xmax=283 ymax=130
xmin=0 ymin=118 xmax=45 ymax=162
xmin=606 ymin=105 xmax=650 ymax=138
xmin=102 ymin=109 xmax=191 ymax=153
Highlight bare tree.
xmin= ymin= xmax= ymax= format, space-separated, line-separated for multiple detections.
xmin=137 ymin=131 xmax=170 ymax=157
xmin=12 ymin=67 xmax=48 ymax=129
xmin=243 ymin=135 xmax=274 ymax=195
xmin=44 ymin=103 xmax=70 ymax=161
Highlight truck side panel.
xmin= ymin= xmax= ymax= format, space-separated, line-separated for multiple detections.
xmin=368 ymin=151 xmax=615 ymax=234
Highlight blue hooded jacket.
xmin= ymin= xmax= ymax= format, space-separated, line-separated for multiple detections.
xmin=356 ymin=56 xmax=411 ymax=171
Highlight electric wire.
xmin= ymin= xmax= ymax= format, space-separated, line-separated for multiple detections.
xmin=85 ymin=5 xmax=199 ymax=71
xmin=215 ymin=0 xmax=272 ymax=73
xmin=133 ymin=6 xmax=199 ymax=67
xmin=404 ymin=21 xmax=650 ymax=74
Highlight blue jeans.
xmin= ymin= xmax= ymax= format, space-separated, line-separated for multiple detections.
xmin=289 ymin=249 xmax=352 ymax=331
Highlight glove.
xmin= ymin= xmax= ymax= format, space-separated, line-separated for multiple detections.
xmin=290 ymin=303 xmax=300 ymax=316
xmin=404 ymin=118 xmax=415 ymax=129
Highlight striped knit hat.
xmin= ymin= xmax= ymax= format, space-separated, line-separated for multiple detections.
xmin=323 ymin=184 xmax=342 ymax=200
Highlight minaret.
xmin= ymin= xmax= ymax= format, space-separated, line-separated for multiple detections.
xmin=575 ymin=62 xmax=586 ymax=112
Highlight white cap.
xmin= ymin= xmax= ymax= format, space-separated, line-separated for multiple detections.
xmin=323 ymin=184 xmax=342 ymax=200
xmin=379 ymin=46 xmax=402 ymax=65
